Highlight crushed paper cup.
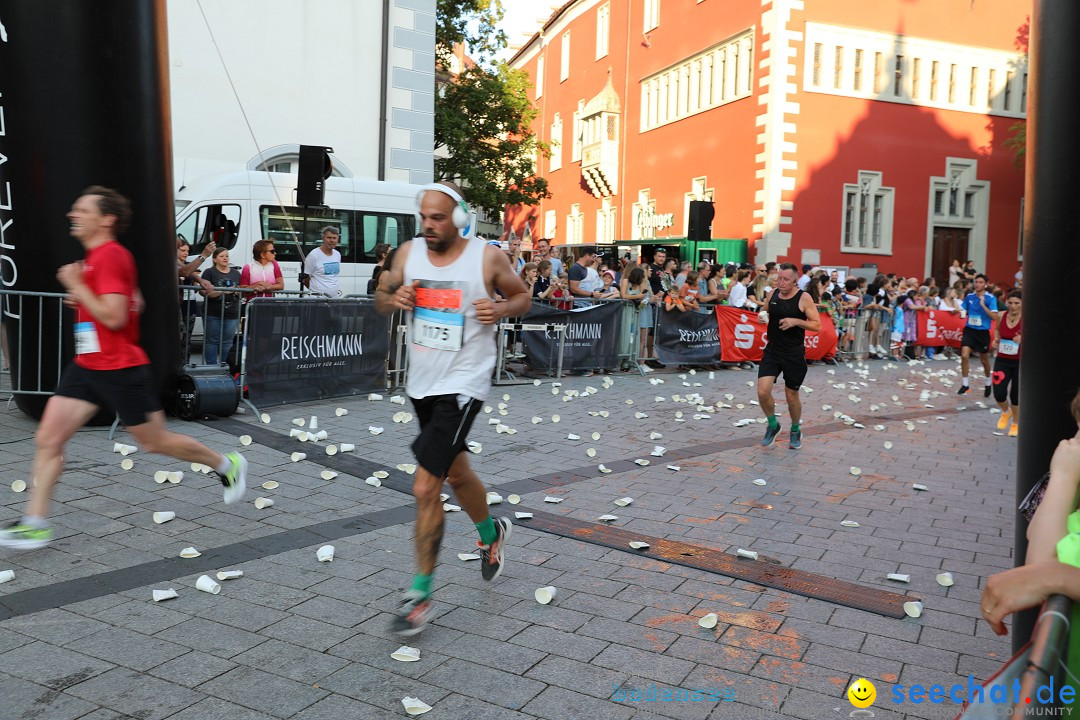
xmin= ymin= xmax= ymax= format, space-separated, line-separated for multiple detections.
xmin=260 ymin=413 xmax=271 ymax=424
xmin=335 ymin=408 xmax=348 ymax=417
xmin=392 ymin=645 xmax=421 ymax=662
xmin=752 ymin=479 xmax=767 ymax=487
xmin=614 ymin=497 xmax=633 ymax=506
xmin=467 ymin=441 xmax=482 ymax=454
xmin=440 ymin=493 xmax=450 ymax=502
xmin=167 ymin=471 xmax=183 ymax=484
xmin=515 ymin=512 xmax=533 ymax=519
xmin=597 ymin=514 xmax=618 ymax=522
xmin=316 ymin=545 xmax=335 ymax=562
xmin=887 ymin=573 xmax=911 ymax=583
xmin=401 ymin=697 xmax=432 ymax=716
xmin=368 ymin=393 xmax=383 ymax=401
xmin=903 ymin=601 xmax=924 ymax=618
xmin=736 ymin=549 xmax=758 ymax=560
xmin=321 ymin=470 xmax=339 ymax=480
xmin=534 ymin=586 xmax=558 ymax=604
xmin=152 ymin=588 xmax=177 ymax=602
xmin=667 ymin=464 xmax=681 ymax=471
xmin=365 ymin=477 xmax=382 ymax=487
xmin=912 ymin=483 xmax=929 ymax=491
xmin=599 ymin=411 xmax=609 ymax=418
xmin=254 ymin=497 xmax=274 ymax=509
xmin=544 ymin=496 xmax=563 ymax=503
xmin=486 ymin=492 xmax=503 ymax=505
xmin=936 ymin=572 xmax=955 ymax=587
xmin=154 ymin=470 xmax=169 ymax=483
xmin=598 ymin=464 xmax=612 ymax=473
xmin=369 ymin=426 xmax=384 ymax=435
xmin=292 ymin=418 xmax=306 ymax=427
xmin=291 ymin=452 xmax=306 ymax=462
xmin=507 ymin=494 xmax=521 ymax=504
xmin=698 ymin=612 xmax=719 ymax=629
xmin=373 ymin=471 xmax=389 ymax=479
xmin=0 ymin=569 xmax=14 ymax=584
xmin=457 ymin=552 xmax=480 ymax=561
xmin=180 ymin=547 xmax=201 ymax=558
xmin=443 ymin=504 xmax=461 ymax=512
xmin=397 ymin=464 xmax=416 ymax=473
xmin=216 ymin=570 xmax=243 ymax=581
xmin=239 ymin=435 xmax=252 ymax=446
xmin=152 ymin=511 xmax=175 ymax=524
xmin=650 ymin=446 xmax=666 ymax=457
xmin=567 ymin=433 xmax=581 ymax=440
xmin=533 ymin=379 xmax=542 ymax=386
xmin=11 ymin=479 xmax=26 ymax=493
xmin=840 ymin=520 xmax=861 ymax=528
xmin=195 ymin=575 xmax=221 ymax=595
xmin=120 ymin=459 xmax=134 ymax=470
xmin=634 ymin=459 xmax=650 ymax=466
xmin=531 ymin=416 xmax=543 ymax=424
xmin=628 ymin=541 xmax=650 ymax=550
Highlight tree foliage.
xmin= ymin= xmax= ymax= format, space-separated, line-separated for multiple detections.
xmin=1004 ymin=121 xmax=1026 ymax=168
xmin=434 ymin=0 xmax=549 ymax=219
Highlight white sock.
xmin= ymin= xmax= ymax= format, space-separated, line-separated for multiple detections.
xmin=985 ymin=377 xmax=992 ymax=386
xmin=21 ymin=516 xmax=48 ymax=529
xmin=962 ymin=377 xmax=970 ymax=387
xmin=215 ymin=457 xmax=232 ymax=474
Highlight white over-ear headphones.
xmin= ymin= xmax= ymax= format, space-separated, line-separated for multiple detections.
xmin=416 ymin=183 xmax=470 ymax=230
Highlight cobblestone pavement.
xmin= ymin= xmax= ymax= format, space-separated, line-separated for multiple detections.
xmin=0 ymin=357 xmax=1018 ymax=719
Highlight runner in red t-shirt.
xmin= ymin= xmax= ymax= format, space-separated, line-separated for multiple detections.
xmin=0 ymin=187 xmax=248 ymax=551
xmin=991 ymin=289 xmax=1022 ymax=438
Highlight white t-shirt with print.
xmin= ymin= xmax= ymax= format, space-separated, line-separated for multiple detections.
xmin=305 ymin=248 xmax=342 ymax=296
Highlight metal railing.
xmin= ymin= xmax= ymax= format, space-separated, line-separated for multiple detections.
xmin=0 ymin=289 xmax=68 ymax=398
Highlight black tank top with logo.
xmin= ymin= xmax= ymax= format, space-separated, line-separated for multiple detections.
xmin=767 ymin=289 xmax=808 ymax=355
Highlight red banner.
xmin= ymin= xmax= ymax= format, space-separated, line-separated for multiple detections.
xmin=715 ymin=306 xmax=838 ymax=362
xmin=916 ymin=310 xmax=965 ymax=348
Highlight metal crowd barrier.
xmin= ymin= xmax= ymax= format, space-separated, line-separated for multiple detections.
xmin=0 ymin=289 xmax=68 ymax=400
xmin=833 ymin=306 xmax=895 ymax=362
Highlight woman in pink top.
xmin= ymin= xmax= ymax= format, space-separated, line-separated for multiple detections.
xmin=240 ymin=239 xmax=284 ymax=299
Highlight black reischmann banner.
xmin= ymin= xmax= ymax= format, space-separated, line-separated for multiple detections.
xmin=244 ymin=298 xmax=390 ymax=407
xmin=655 ymin=307 xmax=722 ymax=365
xmin=521 ymin=301 xmax=622 ymax=371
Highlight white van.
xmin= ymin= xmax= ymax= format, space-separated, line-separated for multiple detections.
xmin=174 ymin=171 xmax=421 ymax=295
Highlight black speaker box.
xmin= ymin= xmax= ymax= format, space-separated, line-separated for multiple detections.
xmin=687 ymin=200 xmax=715 ymax=242
xmin=296 ymin=145 xmax=334 ymax=207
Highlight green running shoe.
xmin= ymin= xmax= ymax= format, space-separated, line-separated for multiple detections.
xmin=219 ymin=452 xmax=247 ymax=505
xmin=0 ymin=520 xmax=53 ymax=550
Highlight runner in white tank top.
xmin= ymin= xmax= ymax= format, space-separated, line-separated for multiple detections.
xmin=375 ymin=182 xmax=531 ymax=636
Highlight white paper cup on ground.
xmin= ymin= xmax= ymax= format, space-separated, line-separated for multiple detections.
xmin=311 ymin=430 xmax=328 ymax=441
xmin=239 ymin=435 xmax=252 ymax=446
xmin=11 ymin=480 xmax=26 ymax=493
xmin=534 ymin=586 xmax=557 ymax=604
xmin=698 ymin=612 xmax=718 ymax=629
xmin=195 ymin=575 xmax=221 ymax=595
xmin=289 ymin=428 xmax=304 ymax=438
xmin=152 ymin=511 xmax=175 ymax=524
xmin=326 ymin=445 xmax=338 ymax=456
xmin=261 ymin=481 xmax=279 ymax=490
xmin=391 ymin=645 xmax=421 ymax=662
xmin=216 ymin=570 xmax=244 ymax=581
xmin=321 ymin=470 xmax=338 ymax=480
xmin=402 ymin=697 xmax=432 ymax=716
xmin=936 ymin=572 xmax=955 ymax=587
xmin=120 ymin=459 xmax=134 ymax=470
xmin=167 ymin=471 xmax=183 ymax=484
xmin=260 ymin=413 xmax=271 ymax=424
xmin=339 ymin=443 xmax=355 ymax=453
xmin=903 ymin=601 xmax=924 ymax=618
xmin=154 ymin=470 xmax=169 ymax=483
xmin=507 ymin=494 xmax=521 ymax=504
xmin=254 ymin=497 xmax=274 ymax=509
xmin=291 ymin=452 xmax=306 ymax=462
xmin=292 ymin=418 xmax=306 ymax=427
xmin=335 ymin=408 xmax=348 ymax=417
xmin=309 ymin=416 xmax=318 ymax=430
xmin=317 ymin=545 xmax=335 ymax=562
xmin=179 ymin=547 xmax=201 ymax=558
xmin=0 ymin=569 xmax=14 ymax=584
xmin=152 ymin=588 xmax=177 ymax=602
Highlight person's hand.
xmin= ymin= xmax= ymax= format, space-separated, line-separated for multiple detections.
xmin=199 ymin=278 xmax=214 ymax=293
xmin=778 ymin=317 xmax=800 ymax=331
xmin=473 ymin=297 xmax=501 ymax=325
xmin=394 ymin=281 xmax=420 ymax=311
xmin=1049 ymin=437 xmax=1080 ymax=489
xmin=201 ymin=240 xmax=217 ymax=259
xmin=982 ymin=561 xmax=1059 ymax=635
xmin=56 ymin=262 xmax=85 ymax=292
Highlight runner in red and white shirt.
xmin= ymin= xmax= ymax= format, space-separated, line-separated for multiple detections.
xmin=991 ymin=289 xmax=1022 ymax=437
xmin=0 ymin=187 xmax=248 ymax=551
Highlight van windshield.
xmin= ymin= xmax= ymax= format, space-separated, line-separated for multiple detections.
xmin=259 ymin=205 xmax=414 ymax=264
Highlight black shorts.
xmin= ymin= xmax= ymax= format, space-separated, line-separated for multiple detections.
xmin=758 ymin=346 xmax=808 ymax=390
xmin=992 ymin=357 xmax=1020 ymax=406
xmin=54 ymin=363 xmax=161 ymax=426
xmin=962 ymin=327 xmax=991 ymax=354
xmin=410 ymin=394 xmax=482 ymax=479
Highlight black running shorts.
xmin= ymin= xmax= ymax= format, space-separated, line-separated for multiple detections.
xmin=962 ymin=327 xmax=991 ymax=354
xmin=410 ymin=394 xmax=482 ymax=479
xmin=54 ymin=363 xmax=161 ymax=426
xmin=992 ymin=357 xmax=1020 ymax=406
xmin=757 ymin=346 xmax=808 ymax=390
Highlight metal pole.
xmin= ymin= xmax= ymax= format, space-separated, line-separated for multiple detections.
xmin=1014 ymin=0 xmax=1080 ymax=652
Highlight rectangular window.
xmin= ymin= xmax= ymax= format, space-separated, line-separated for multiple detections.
xmin=964 ymin=191 xmax=976 ymax=218
xmin=812 ymin=44 xmax=822 ymax=86
xmin=1022 ymin=72 xmax=1028 ymax=111
xmin=949 ymin=187 xmax=958 ymax=216
xmin=843 ymin=192 xmax=856 ymax=247
xmin=987 ymin=68 xmax=996 ymax=109
xmin=550 ymin=114 xmax=563 ymax=171
xmin=834 ymin=46 xmax=844 ymax=89
xmin=853 ymin=49 xmax=863 ymax=91
xmin=858 ymin=191 xmax=869 ymax=247
xmin=872 ymin=195 xmax=883 ymax=249
xmin=969 ymin=66 xmax=978 ymax=106
xmin=929 ymin=60 xmax=939 ymax=101
xmin=644 ymin=0 xmax=660 ymax=33
xmin=893 ymin=54 xmax=903 ymax=96
xmin=934 ymin=190 xmax=944 ymax=215
xmin=561 ymin=32 xmax=571 ymax=81
xmin=874 ymin=52 xmax=884 ymax=94
xmin=948 ymin=64 xmax=957 ymax=103
xmin=911 ymin=58 xmax=920 ymax=100
xmin=596 ymin=4 xmax=610 ymax=60
xmin=572 ymin=103 xmax=583 ymax=162
xmin=536 ymin=56 xmax=544 ymax=98
xmin=841 ymin=172 xmax=894 ymax=255
xmin=260 ymin=206 xmax=367 ymax=263
xmin=1004 ymin=70 xmax=1014 ymax=111
xmin=544 ymin=210 xmax=557 ymax=240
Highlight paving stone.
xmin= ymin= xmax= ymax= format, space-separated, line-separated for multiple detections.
xmin=524 ymin=654 xmax=632 ymax=699
xmin=422 ymin=658 xmax=545 ymax=711
xmin=664 ymin=635 xmax=760 ymax=674
xmin=320 ymin=661 xmax=453 ymax=712
xmin=0 ymin=673 xmax=99 ymax=720
xmin=147 ymin=650 xmax=238 ymax=688
xmin=288 ymin=694 xmax=388 ymax=720
xmin=165 ymin=697 xmax=278 ymax=720
xmin=63 ymin=626 xmax=190 ymax=672
xmin=198 ymin=665 xmax=328 ymax=718
xmin=578 ymin=616 xmax=679 ymax=653
xmin=433 ymin=605 xmax=529 ymax=641
xmin=522 ymin=685 xmax=636 ymax=720
xmin=153 ymin=618 xmax=266 ymax=660
xmin=0 ymin=641 xmax=115 ymax=690
xmin=64 ymin=667 xmax=203 ymax=720
xmin=510 ymin=623 xmax=609 ymax=662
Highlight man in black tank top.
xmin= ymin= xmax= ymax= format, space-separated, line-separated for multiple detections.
xmin=757 ymin=262 xmax=822 ymax=450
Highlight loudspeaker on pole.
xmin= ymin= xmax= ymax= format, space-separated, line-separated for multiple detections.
xmin=296 ymin=145 xmax=334 ymax=207
xmin=687 ymin=200 xmax=715 ymax=242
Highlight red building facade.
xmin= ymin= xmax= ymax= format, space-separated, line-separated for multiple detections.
xmin=506 ymin=0 xmax=1029 ymax=285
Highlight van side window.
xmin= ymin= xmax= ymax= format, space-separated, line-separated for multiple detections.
xmin=176 ymin=204 xmax=242 ymax=255
xmin=260 ymin=206 xmax=352 ymax=263
xmin=358 ymin=212 xmax=415 ymax=262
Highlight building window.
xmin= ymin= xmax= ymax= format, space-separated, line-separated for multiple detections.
xmin=987 ymin=69 xmax=996 ymax=110
xmin=964 ymin=190 xmax=976 ymax=218
xmin=1022 ymin=72 xmax=1028 ymax=111
xmin=911 ymin=58 xmax=920 ymax=100
xmin=596 ymin=3 xmax=610 ymax=60
xmin=1018 ymin=197 xmax=1025 ymax=261
xmin=812 ymin=43 xmax=822 ymax=86
xmin=536 ymin=56 xmax=544 ymax=98
xmin=840 ymin=170 xmax=894 ymax=254
xmin=1004 ymin=71 xmax=1014 ymax=111
xmin=640 ymin=29 xmax=753 ymax=132
xmin=893 ymin=54 xmax=903 ymax=96
xmin=833 ymin=46 xmax=843 ymax=89
xmin=873 ymin=52 xmax=884 ymax=94
xmin=596 ymin=198 xmax=616 ymax=245
xmin=644 ymin=0 xmax=660 ymax=33
xmin=969 ymin=66 xmax=978 ymax=106
xmin=853 ymin=49 xmax=863 ymax=91
xmin=567 ymin=204 xmax=583 ymax=244
xmin=948 ymin=64 xmax=956 ymax=103
xmin=550 ymin=114 xmax=563 ymax=171
xmin=561 ymin=32 xmax=571 ymax=82
xmin=930 ymin=60 xmax=939 ymax=101
xmin=572 ymin=100 xmax=584 ymax=162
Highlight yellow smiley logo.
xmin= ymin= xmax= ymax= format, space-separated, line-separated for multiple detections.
xmin=847 ymin=678 xmax=876 ymax=708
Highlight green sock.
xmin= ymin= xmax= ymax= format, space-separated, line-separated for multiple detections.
xmin=410 ymin=573 xmax=433 ymax=598
xmin=476 ymin=516 xmax=497 ymax=546
xmin=791 ymin=422 xmax=801 ymax=432
xmin=767 ymin=415 xmax=779 ymax=430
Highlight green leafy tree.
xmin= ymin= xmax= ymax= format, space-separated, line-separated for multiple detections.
xmin=435 ymin=0 xmax=550 ymax=219
xmin=1004 ymin=121 xmax=1026 ymax=167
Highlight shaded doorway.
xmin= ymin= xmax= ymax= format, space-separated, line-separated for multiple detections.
xmin=932 ymin=227 xmax=970 ymax=290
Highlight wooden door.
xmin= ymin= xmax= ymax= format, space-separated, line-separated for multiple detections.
xmin=931 ymin=227 xmax=969 ymax=290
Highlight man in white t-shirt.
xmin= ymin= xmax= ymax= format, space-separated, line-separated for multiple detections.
xmin=303 ymin=226 xmax=342 ymax=296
